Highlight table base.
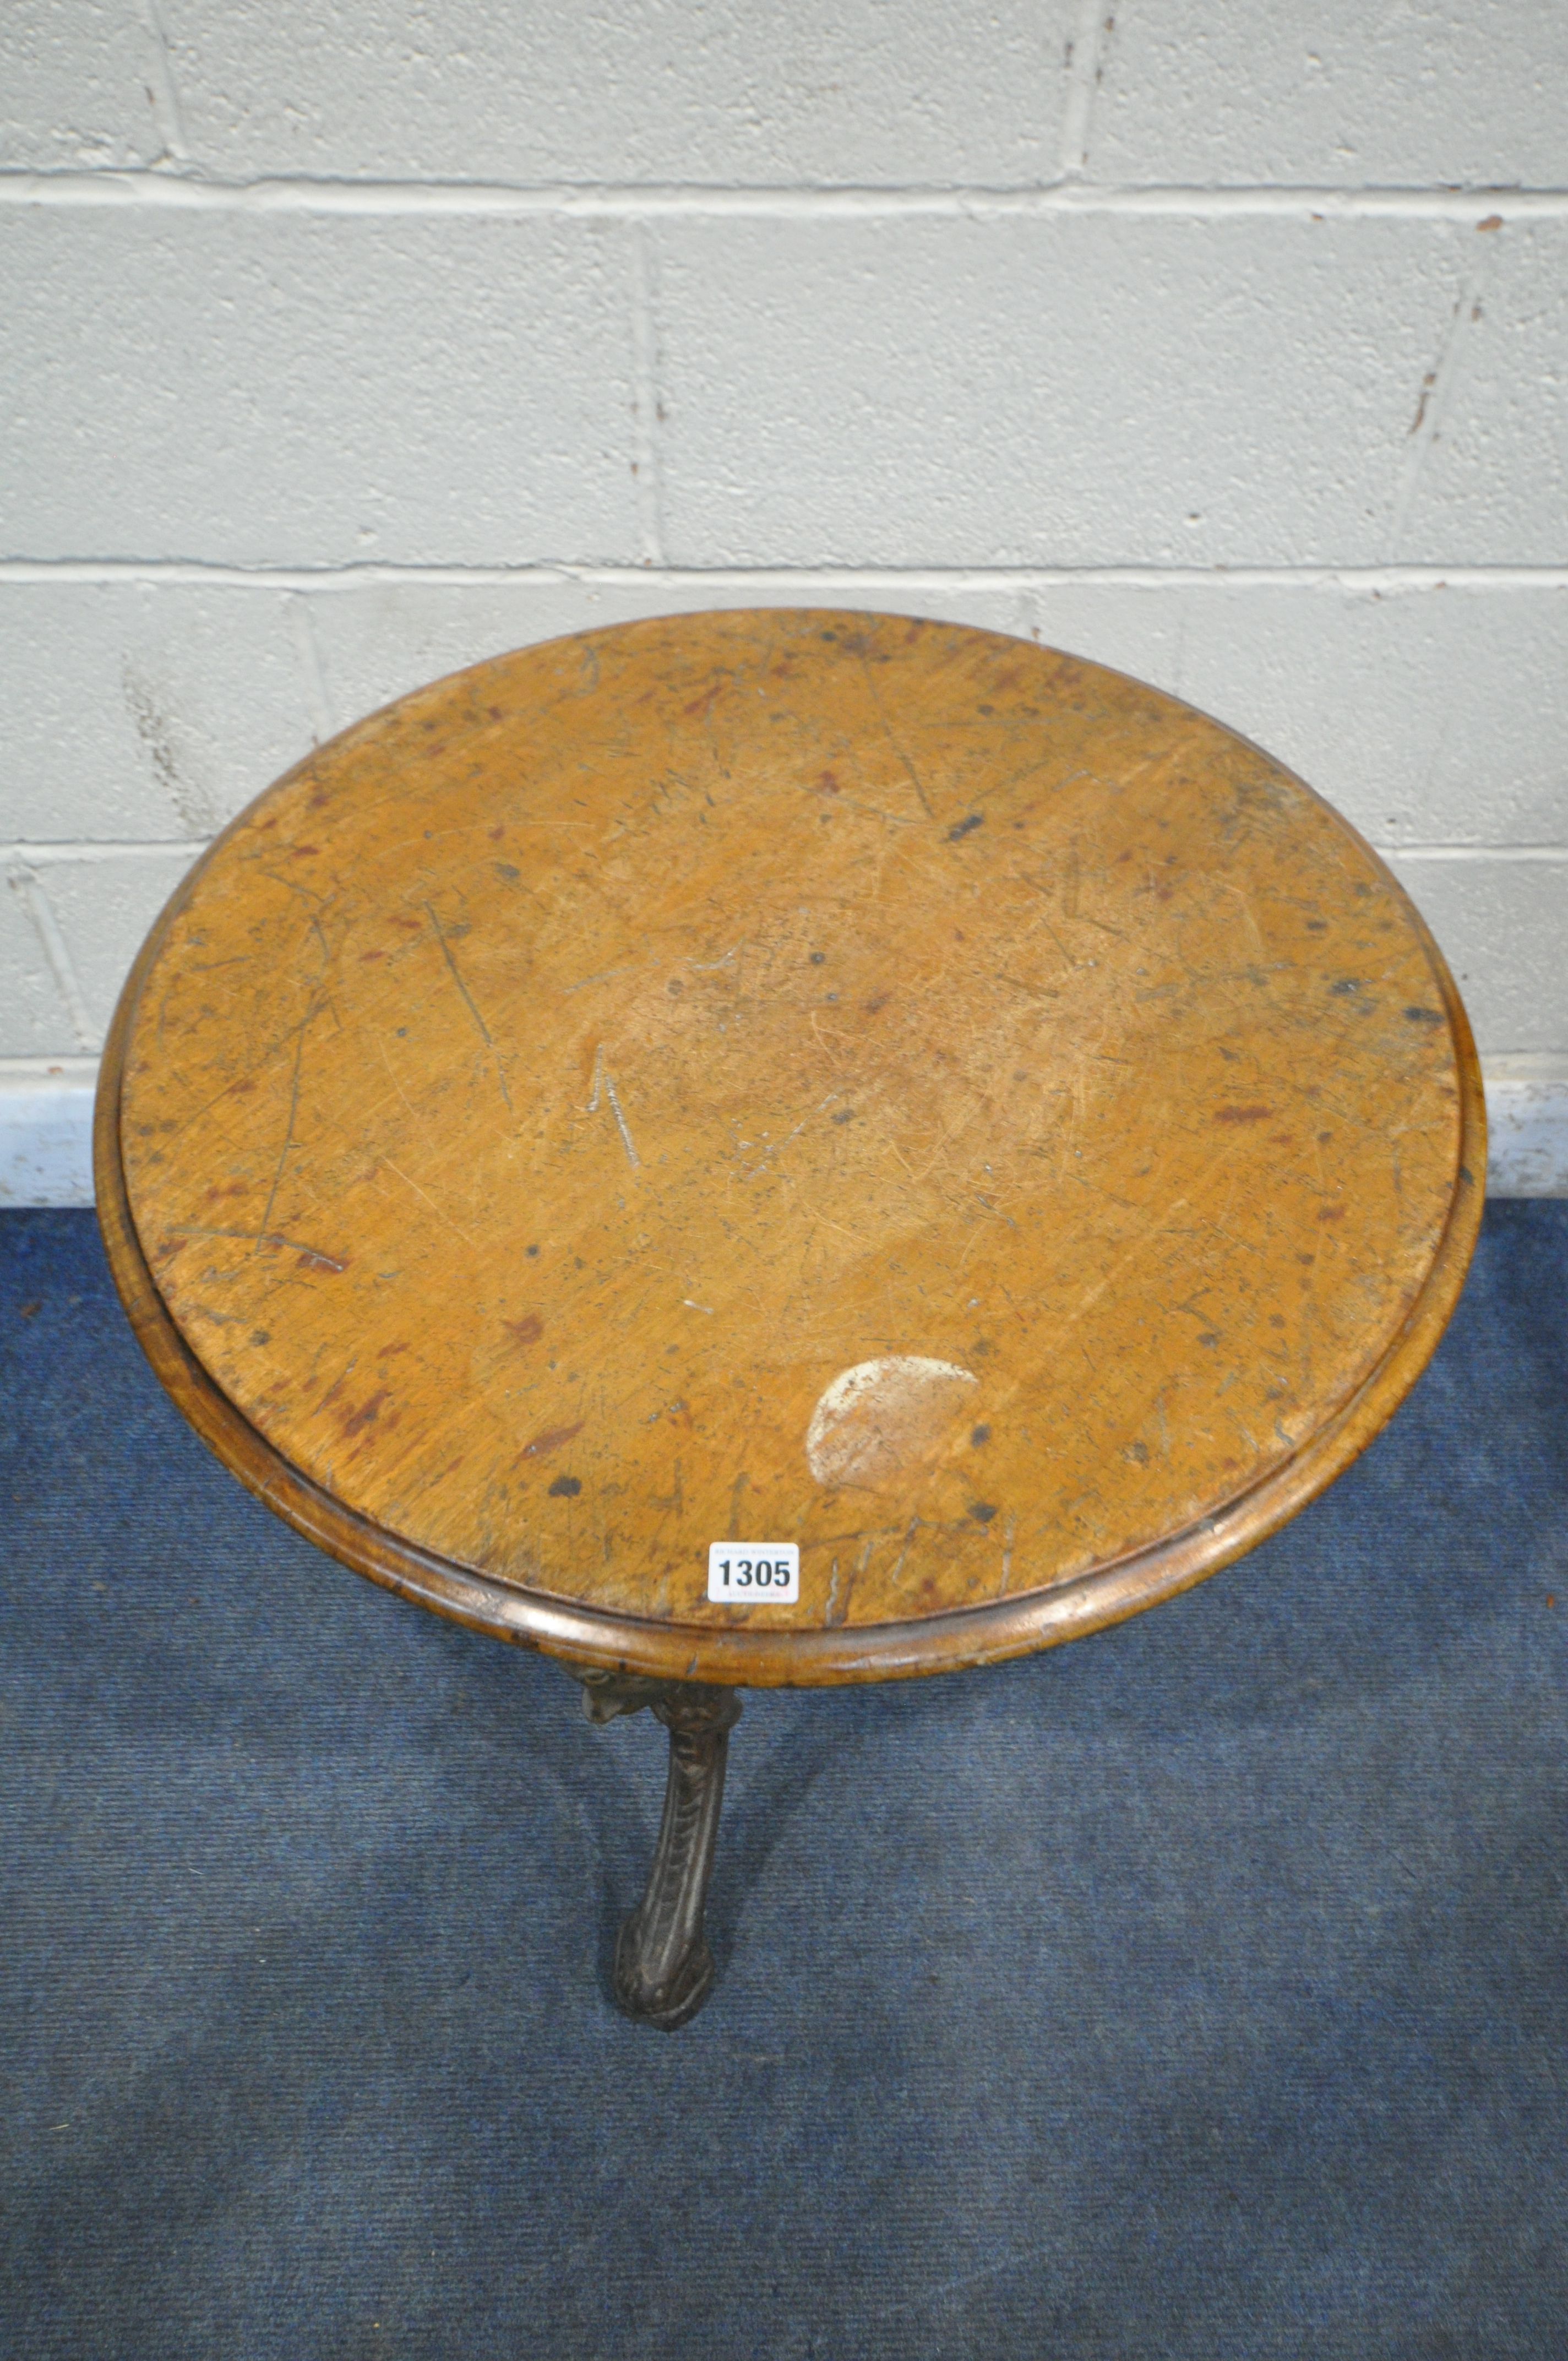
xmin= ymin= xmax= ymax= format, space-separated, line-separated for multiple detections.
xmin=569 ymin=1668 xmax=744 ymax=2030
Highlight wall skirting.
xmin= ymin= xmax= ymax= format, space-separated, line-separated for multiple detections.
xmin=0 ymin=1064 xmax=99 ymax=1208
xmin=3 ymin=1058 xmax=1564 ymax=1209
xmin=1482 ymin=1056 xmax=1568 ymax=1197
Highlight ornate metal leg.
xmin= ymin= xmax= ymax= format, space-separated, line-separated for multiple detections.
xmin=568 ymin=1668 xmax=744 ymax=2031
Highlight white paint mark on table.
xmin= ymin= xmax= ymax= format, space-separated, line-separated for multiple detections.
xmin=806 ymin=1354 xmax=979 ymax=1488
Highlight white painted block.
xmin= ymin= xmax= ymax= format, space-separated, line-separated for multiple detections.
xmin=654 ymin=218 xmax=1494 ymax=568
xmin=0 ymin=1063 xmax=96 ymax=1207
xmin=159 ymin=0 xmax=1072 ymax=187
xmin=0 ymin=875 xmax=80 ymax=1056
xmin=1038 ymin=581 xmax=1568 ymax=853
xmin=302 ymin=578 xmax=1037 ymax=739
xmin=1016 ymin=586 xmax=1188 ymax=703
xmin=6 ymin=591 xmax=1564 ymax=1082
xmin=1387 ymin=855 xmax=1568 ymax=1058
xmin=3 ymin=214 xmax=639 ymax=567
xmin=1090 ymin=0 xmax=1568 ymax=189
xmin=33 ymin=850 xmax=203 ymax=1046
xmin=0 ymin=583 xmax=322 ymax=840
xmin=1401 ymin=225 xmax=1568 ymax=568
xmin=0 ymin=1 xmax=161 ymax=170
xmin=14 ymin=579 xmax=1562 ymax=858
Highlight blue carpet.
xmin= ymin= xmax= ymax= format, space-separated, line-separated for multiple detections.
xmin=2 ymin=1203 xmax=1565 ymax=2360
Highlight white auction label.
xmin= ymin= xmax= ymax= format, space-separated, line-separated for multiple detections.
xmin=707 ymin=1543 xmax=800 ymax=1604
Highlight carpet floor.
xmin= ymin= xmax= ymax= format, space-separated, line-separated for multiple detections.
xmin=2 ymin=1203 xmax=1565 ymax=2360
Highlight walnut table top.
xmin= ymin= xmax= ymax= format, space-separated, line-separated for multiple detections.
xmin=97 ymin=610 xmax=1484 ymax=1687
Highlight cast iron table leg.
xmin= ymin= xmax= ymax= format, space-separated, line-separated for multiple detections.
xmin=568 ymin=1669 xmax=744 ymax=2031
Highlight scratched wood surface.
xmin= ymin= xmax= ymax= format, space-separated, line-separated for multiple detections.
xmin=110 ymin=610 xmax=1483 ymax=1682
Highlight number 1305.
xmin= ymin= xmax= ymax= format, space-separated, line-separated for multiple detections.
xmin=707 ymin=1542 xmax=800 ymax=1603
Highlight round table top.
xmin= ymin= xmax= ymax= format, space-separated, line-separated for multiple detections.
xmin=99 ymin=609 xmax=1484 ymax=1685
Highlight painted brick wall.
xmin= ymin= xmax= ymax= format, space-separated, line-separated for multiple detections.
xmin=3 ymin=0 xmax=1566 ymax=1198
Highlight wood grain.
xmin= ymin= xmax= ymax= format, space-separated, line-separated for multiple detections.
xmin=100 ymin=610 xmax=1485 ymax=1684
